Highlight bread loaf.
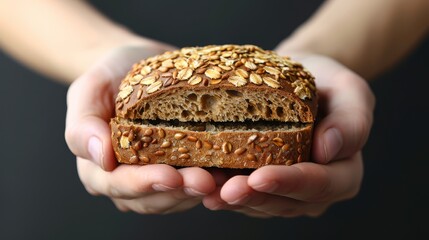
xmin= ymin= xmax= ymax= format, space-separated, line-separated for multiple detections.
xmin=110 ymin=44 xmax=318 ymax=168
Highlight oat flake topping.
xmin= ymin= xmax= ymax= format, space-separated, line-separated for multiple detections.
xmin=116 ymin=44 xmax=316 ymax=104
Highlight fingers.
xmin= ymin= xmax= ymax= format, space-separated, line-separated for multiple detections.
xmin=77 ymin=158 xmax=183 ymax=199
xmin=204 ymin=175 xmax=330 ymax=218
xmin=206 ymin=168 xmax=253 ymax=186
xmin=203 ymin=187 xmax=243 ymax=211
xmin=221 ymin=175 xmax=326 ymax=217
xmin=314 ymin=70 xmax=375 ymax=163
xmin=78 ymin=159 xmax=216 ymax=214
xmin=204 ymin=153 xmax=363 ymax=217
xmin=227 ymin=179 xmax=327 ymax=217
xmin=300 ymin=55 xmax=375 ymax=163
xmin=112 ymin=191 xmax=201 ymax=215
xmin=177 ymin=167 xmax=217 ymax=196
xmin=248 ymin=155 xmax=363 ymax=202
xmin=203 ymin=188 xmax=274 ymax=218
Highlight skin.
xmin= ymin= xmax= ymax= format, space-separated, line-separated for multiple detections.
xmin=203 ymin=55 xmax=374 ymax=216
xmin=1 ymin=0 xmax=428 ymax=217
xmin=66 ymin=45 xmax=218 ymax=213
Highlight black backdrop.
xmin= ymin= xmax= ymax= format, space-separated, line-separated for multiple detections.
xmin=1 ymin=1 xmax=428 ymax=239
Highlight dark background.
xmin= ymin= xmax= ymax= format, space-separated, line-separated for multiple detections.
xmin=1 ymin=1 xmax=428 ymax=239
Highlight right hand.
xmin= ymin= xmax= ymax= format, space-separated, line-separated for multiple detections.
xmin=65 ymin=44 xmax=217 ymax=214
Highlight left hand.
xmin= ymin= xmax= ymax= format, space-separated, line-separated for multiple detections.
xmin=203 ymin=54 xmax=375 ymax=217
xmin=204 ymin=154 xmax=363 ymax=218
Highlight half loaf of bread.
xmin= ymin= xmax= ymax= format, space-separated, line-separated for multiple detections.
xmin=110 ymin=44 xmax=317 ymax=168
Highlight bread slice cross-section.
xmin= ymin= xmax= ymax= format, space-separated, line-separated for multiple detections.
xmin=110 ymin=44 xmax=318 ymax=168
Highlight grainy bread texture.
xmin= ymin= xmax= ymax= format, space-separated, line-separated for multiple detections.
xmin=110 ymin=44 xmax=318 ymax=168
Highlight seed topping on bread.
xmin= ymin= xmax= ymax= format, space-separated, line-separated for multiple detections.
xmin=116 ymin=44 xmax=315 ymax=110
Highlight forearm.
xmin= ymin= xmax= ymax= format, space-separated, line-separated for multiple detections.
xmin=276 ymin=0 xmax=429 ymax=80
xmin=0 ymin=0 xmax=169 ymax=84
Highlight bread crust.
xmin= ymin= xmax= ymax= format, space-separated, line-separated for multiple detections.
xmin=110 ymin=44 xmax=318 ymax=168
xmin=110 ymin=118 xmax=313 ymax=169
xmin=115 ymin=44 xmax=317 ymax=123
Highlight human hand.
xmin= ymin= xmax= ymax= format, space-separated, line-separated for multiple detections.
xmin=65 ymin=44 xmax=216 ymax=214
xmin=203 ymin=54 xmax=375 ymax=217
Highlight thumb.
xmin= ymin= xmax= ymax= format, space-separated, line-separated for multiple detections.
xmin=65 ymin=66 xmax=117 ymax=171
xmin=298 ymin=55 xmax=375 ymax=164
xmin=313 ymin=70 xmax=375 ymax=164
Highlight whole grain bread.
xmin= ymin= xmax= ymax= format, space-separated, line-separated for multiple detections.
xmin=110 ymin=44 xmax=318 ymax=168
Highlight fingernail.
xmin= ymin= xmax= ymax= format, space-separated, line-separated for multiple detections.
xmin=88 ymin=137 xmax=103 ymax=167
xmin=152 ymin=184 xmax=176 ymax=192
xmin=323 ymin=128 xmax=343 ymax=162
xmin=184 ymin=188 xmax=206 ymax=196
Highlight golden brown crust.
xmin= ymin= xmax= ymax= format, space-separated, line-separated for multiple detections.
xmin=115 ymin=44 xmax=317 ymax=123
xmin=110 ymin=44 xmax=318 ymax=168
xmin=110 ymin=118 xmax=313 ymax=169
